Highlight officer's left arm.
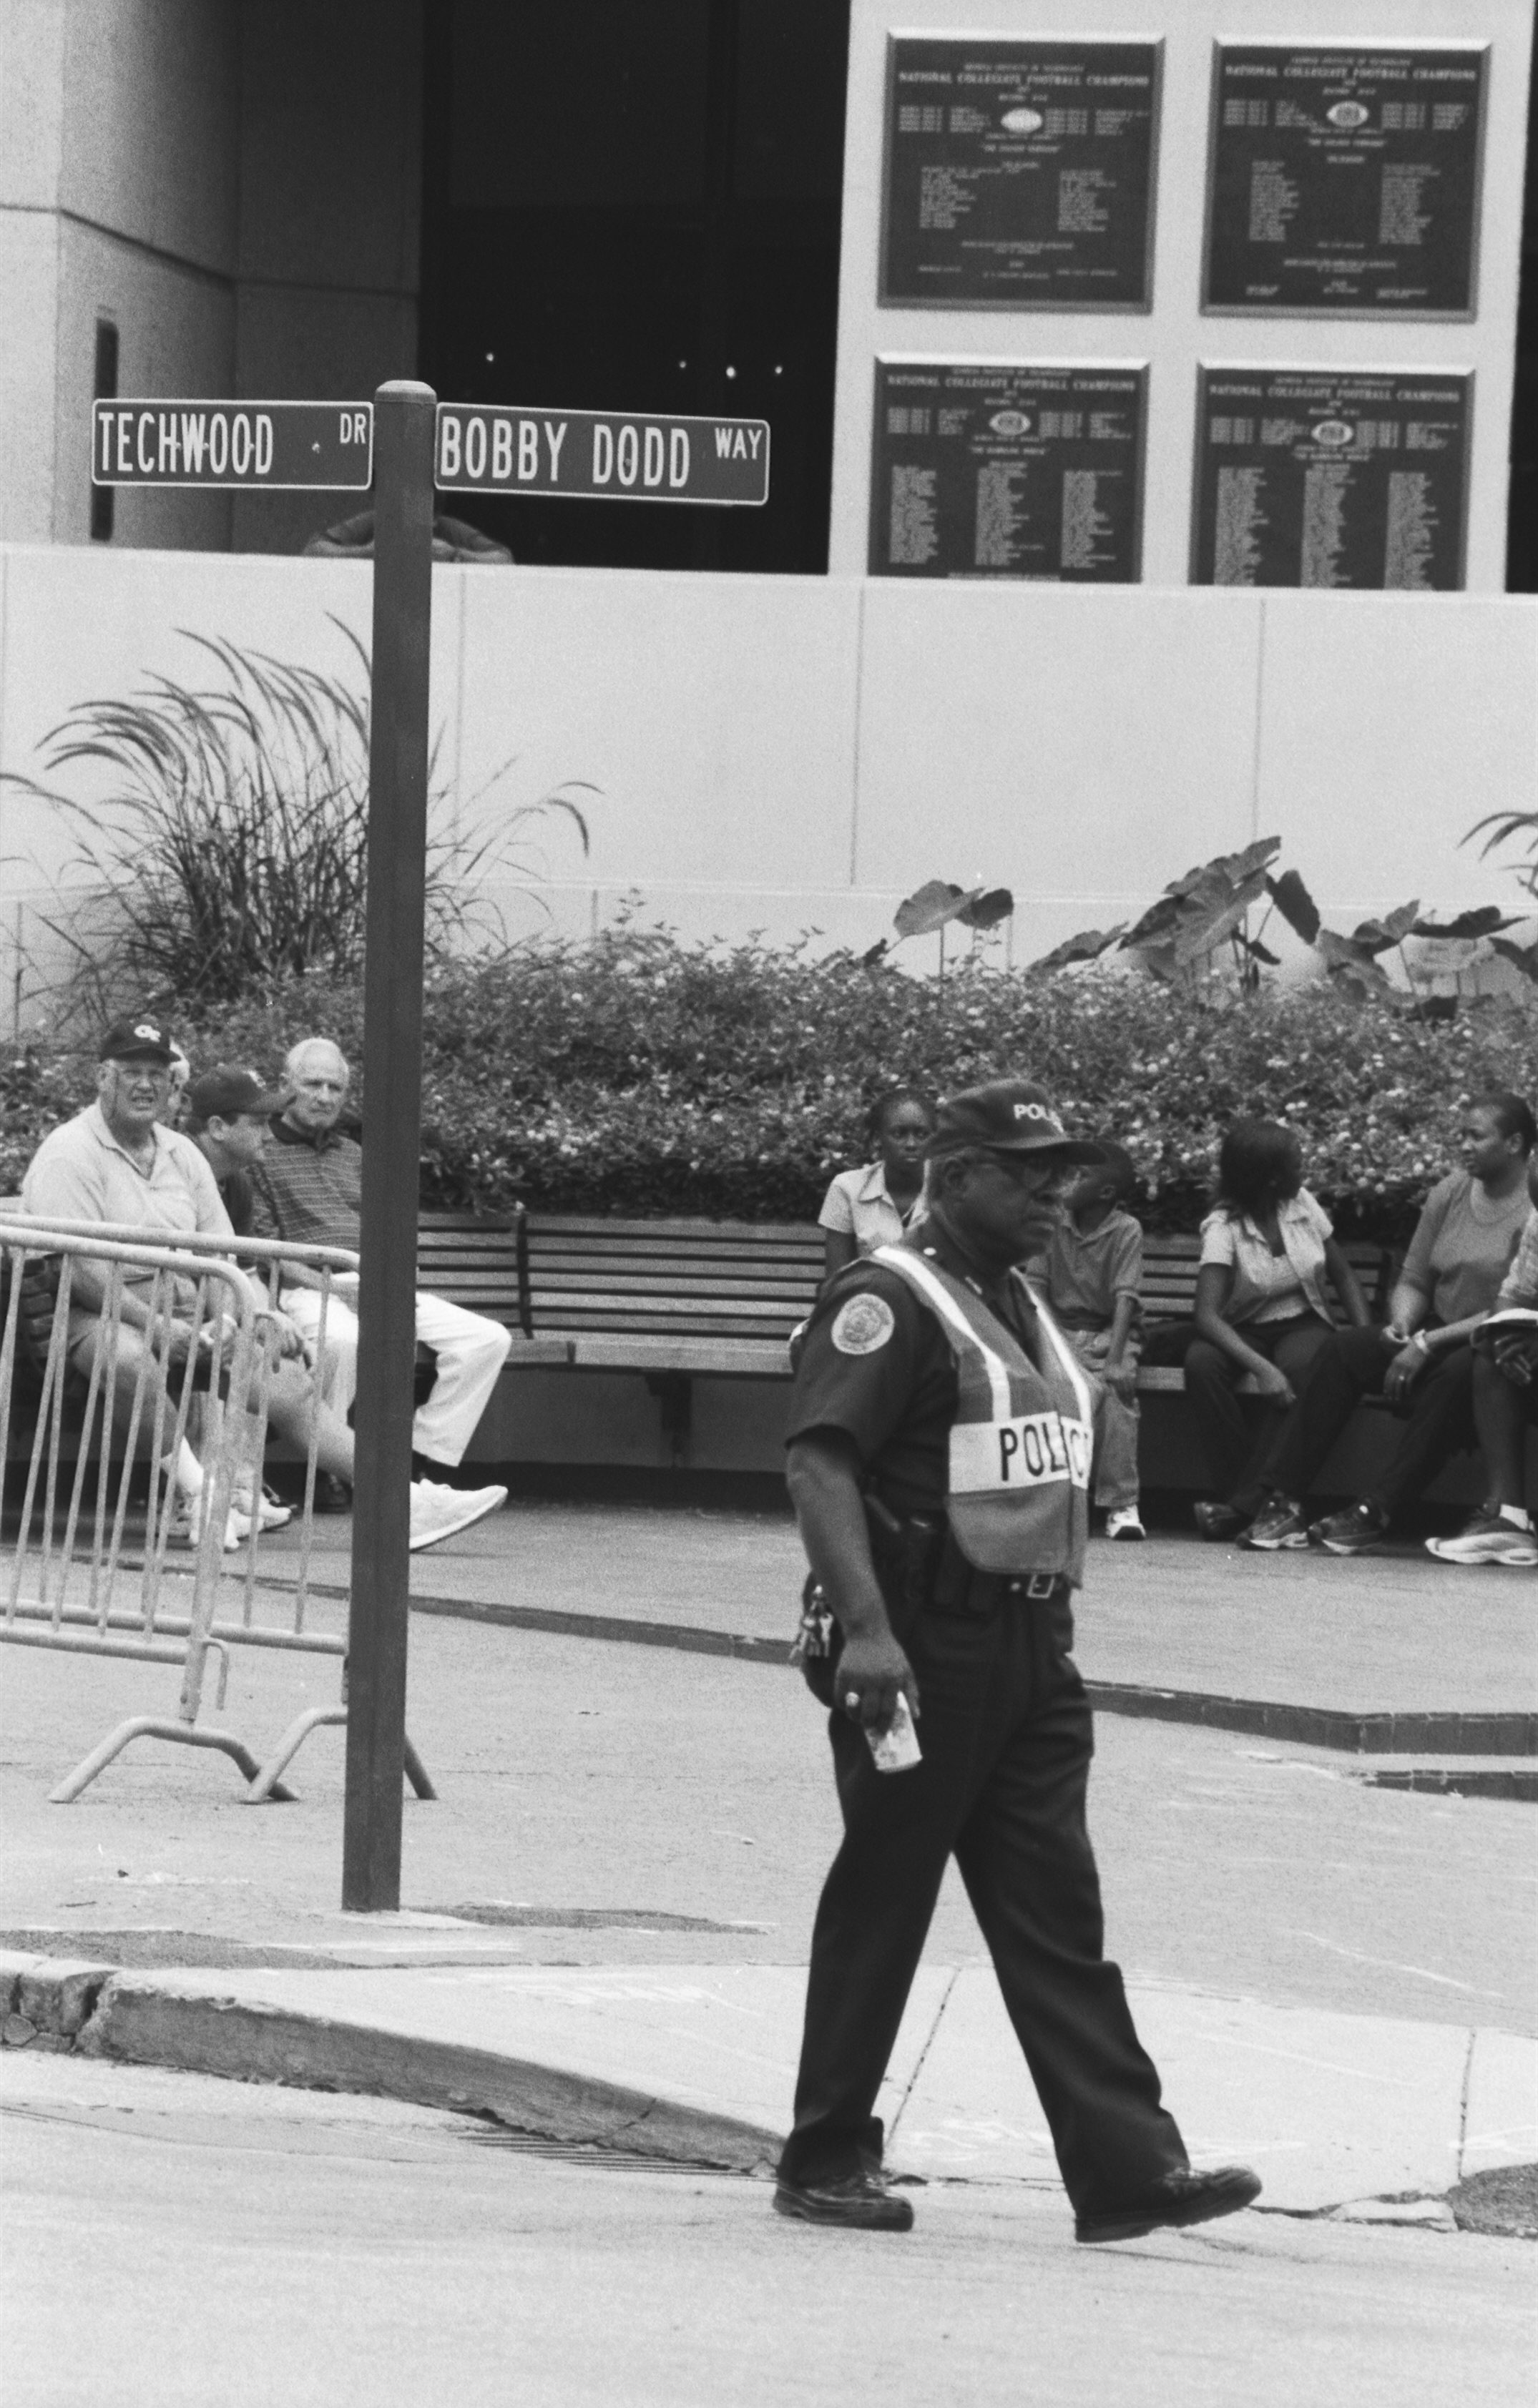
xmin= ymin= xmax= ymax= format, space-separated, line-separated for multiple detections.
xmin=785 ymin=1431 xmax=918 ymax=1734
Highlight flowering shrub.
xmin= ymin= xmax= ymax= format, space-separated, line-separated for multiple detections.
xmin=9 ymin=933 xmax=1537 ymax=1239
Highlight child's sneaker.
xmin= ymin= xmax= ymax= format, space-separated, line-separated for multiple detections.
xmin=1105 ymin=1508 xmax=1146 ymax=1541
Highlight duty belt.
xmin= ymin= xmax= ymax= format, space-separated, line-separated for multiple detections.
xmin=1004 ymin=1573 xmax=1062 ymax=1601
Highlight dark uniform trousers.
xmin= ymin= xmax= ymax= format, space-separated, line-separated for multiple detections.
xmin=778 ymin=1578 xmax=1187 ymax=2214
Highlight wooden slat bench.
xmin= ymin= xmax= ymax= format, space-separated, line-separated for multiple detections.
xmin=4 ymin=1205 xmax=1400 ymax=1479
xmin=420 ymin=1213 xmax=1395 ymax=1398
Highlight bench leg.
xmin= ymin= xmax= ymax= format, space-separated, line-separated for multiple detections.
xmin=645 ymin=1370 xmax=693 ymax=1465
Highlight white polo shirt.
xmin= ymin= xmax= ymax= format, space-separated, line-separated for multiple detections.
xmin=21 ymin=1103 xmax=232 ymax=1288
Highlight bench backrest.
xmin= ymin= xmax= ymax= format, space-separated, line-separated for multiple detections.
xmin=416 ymin=1214 xmax=1393 ymax=1341
xmin=523 ymin=1214 xmax=825 ymax=1342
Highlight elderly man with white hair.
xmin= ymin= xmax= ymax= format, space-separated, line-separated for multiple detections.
xmin=249 ymin=1038 xmax=513 ymax=1507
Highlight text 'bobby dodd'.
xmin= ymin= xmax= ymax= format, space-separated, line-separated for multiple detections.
xmin=435 ymin=404 xmax=770 ymax=507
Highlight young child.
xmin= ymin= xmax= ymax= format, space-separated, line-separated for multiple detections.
xmin=1030 ymin=1141 xmax=1146 ymax=1540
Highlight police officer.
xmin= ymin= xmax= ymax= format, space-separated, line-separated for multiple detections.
xmin=775 ymin=1079 xmax=1262 ymax=2241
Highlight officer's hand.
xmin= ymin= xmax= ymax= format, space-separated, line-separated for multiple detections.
xmin=836 ymin=1631 xmax=919 ymax=1736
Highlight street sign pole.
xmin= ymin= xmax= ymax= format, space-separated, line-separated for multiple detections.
xmin=86 ymin=375 xmax=768 ymax=1916
xmin=342 ymin=380 xmax=437 ymax=1913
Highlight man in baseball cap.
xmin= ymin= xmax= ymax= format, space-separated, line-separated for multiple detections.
xmin=772 ymin=1071 xmax=1260 ymax=2243
xmin=185 ymin=1066 xmax=288 ymax=1237
xmin=96 ymin=1013 xmax=179 ymax=1065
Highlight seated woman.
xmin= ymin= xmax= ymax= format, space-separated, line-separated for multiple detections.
xmin=1241 ymin=1091 xmax=1537 ymax=1553
xmin=818 ymin=1087 xmax=935 ymax=1282
xmin=1172 ymin=1119 xmax=1372 ymax=1540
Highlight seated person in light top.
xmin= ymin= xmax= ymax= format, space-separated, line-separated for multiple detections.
xmin=248 ymin=1037 xmax=513 ymax=1483
xmin=1028 ymin=1141 xmax=1146 ymax=1542
xmin=818 ymin=1088 xmax=935 ymax=1283
xmin=21 ymin=1018 xmax=501 ymax=1554
xmin=1240 ymin=1091 xmax=1535 ymax=1555
xmin=1426 ymin=1145 xmax=1538 ymax=1568
xmin=1172 ymin=1119 xmax=1373 ymax=1540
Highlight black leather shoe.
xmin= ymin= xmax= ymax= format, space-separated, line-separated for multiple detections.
xmin=773 ymin=2171 xmax=915 ymax=2231
xmin=1076 ymin=2163 xmax=1262 ymax=2244
xmin=310 ymin=1472 xmax=353 ymax=1514
xmin=1193 ymin=1500 xmax=1246 ymax=1541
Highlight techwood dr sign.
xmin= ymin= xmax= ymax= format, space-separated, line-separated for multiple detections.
xmin=434 ymin=403 xmax=770 ymax=506
xmin=92 ymin=399 xmax=373 ymax=488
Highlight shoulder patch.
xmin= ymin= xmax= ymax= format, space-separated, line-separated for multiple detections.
xmin=831 ymin=1292 xmax=896 ymax=1356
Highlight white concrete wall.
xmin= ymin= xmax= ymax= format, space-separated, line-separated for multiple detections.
xmin=0 ymin=0 xmax=242 ymax=548
xmin=1 ymin=544 xmax=1535 ymax=1030
xmin=831 ymin=0 xmax=1535 ymax=590
xmin=0 ymin=0 xmax=421 ymax=556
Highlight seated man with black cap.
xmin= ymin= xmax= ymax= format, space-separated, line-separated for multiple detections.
xmin=20 ymin=1023 xmax=504 ymax=1554
xmin=775 ymin=1076 xmax=1260 ymax=2244
xmin=182 ymin=1063 xmax=286 ymax=1236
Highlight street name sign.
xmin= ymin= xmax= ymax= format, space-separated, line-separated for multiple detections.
xmin=92 ymin=399 xmax=373 ymax=488
xmin=435 ymin=403 xmax=770 ymax=506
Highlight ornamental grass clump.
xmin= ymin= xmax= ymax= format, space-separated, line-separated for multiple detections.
xmin=6 ymin=629 xmax=588 ymax=1015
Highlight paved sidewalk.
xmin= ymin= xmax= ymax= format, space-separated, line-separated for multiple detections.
xmin=8 ymin=1947 xmax=1535 ymax=2221
xmin=255 ymin=1501 xmax=1538 ymax=1725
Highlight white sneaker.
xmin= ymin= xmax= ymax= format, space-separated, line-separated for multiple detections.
xmin=1106 ymin=1508 xmax=1147 ymax=1541
xmin=178 ymin=1487 xmax=243 ymax=1552
xmin=231 ymin=1482 xmax=293 ymax=1535
xmin=407 ymin=1480 xmax=508 ymax=1553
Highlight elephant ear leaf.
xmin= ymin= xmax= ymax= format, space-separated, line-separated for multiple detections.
xmin=1351 ymin=900 xmax=1420 ymax=954
xmin=893 ymin=880 xmax=971 ymax=938
xmin=956 ymin=885 xmax=1014 ymax=930
xmin=1023 ymin=924 xmax=1127 ymax=976
xmin=1265 ymin=870 xmax=1321 ymax=945
xmin=1491 ymin=937 xmax=1538 ymax=983
xmin=1316 ymin=928 xmax=1391 ymax=987
xmin=1411 ymin=906 xmax=1522 ymax=940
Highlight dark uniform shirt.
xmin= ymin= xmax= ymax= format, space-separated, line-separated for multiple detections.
xmin=785 ymin=1222 xmax=1047 ymax=1517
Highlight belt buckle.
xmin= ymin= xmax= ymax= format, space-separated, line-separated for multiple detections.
xmin=1023 ymin=1573 xmax=1057 ymax=1601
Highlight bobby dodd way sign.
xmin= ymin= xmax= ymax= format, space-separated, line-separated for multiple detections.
xmin=92 ymin=400 xmax=373 ymax=488
xmin=435 ymin=404 xmax=770 ymax=506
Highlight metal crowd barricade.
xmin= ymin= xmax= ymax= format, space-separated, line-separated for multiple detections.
xmin=0 ymin=1217 xmax=436 ymax=1806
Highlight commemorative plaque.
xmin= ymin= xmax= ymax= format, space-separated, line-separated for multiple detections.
xmin=1191 ymin=368 xmax=1471 ymax=589
xmin=1203 ymin=45 xmax=1486 ymax=316
xmin=881 ymin=38 xmax=1161 ymax=310
xmin=870 ymin=360 xmax=1145 ymax=581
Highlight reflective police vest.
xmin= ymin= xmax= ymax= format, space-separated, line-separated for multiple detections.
xmin=873 ymin=1246 xmax=1093 ymax=1582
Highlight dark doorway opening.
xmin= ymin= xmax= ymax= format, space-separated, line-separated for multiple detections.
xmin=419 ymin=0 xmax=850 ymax=574
xmin=1507 ymin=31 xmax=1538 ymax=592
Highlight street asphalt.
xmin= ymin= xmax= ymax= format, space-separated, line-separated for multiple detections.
xmin=4 ymin=2051 xmax=1532 ymax=2408
xmin=1 ymin=1501 xmax=1534 ymax=2354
